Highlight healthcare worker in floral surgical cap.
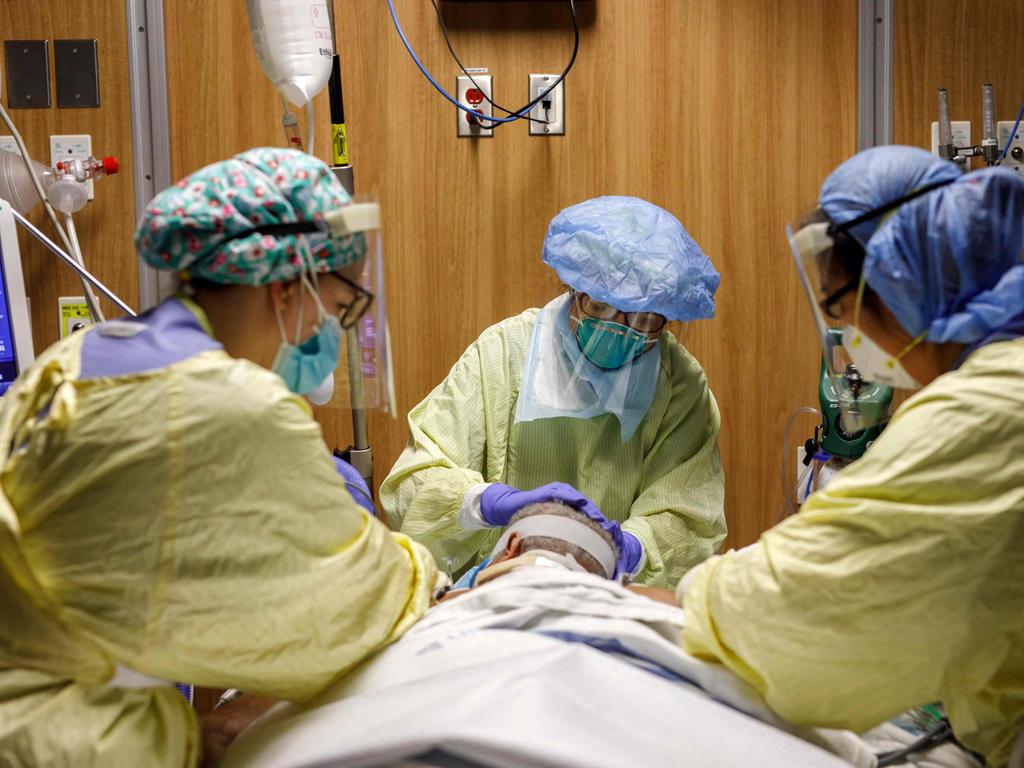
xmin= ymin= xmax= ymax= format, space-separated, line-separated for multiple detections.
xmin=0 ymin=148 xmax=437 ymax=767
xmin=381 ymin=196 xmax=726 ymax=588
xmin=681 ymin=146 xmax=1024 ymax=767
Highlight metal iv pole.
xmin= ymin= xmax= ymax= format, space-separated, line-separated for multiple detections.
xmin=325 ymin=1 xmax=374 ymax=490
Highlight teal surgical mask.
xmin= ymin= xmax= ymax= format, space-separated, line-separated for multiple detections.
xmin=272 ymin=316 xmax=342 ymax=395
xmin=272 ymin=274 xmax=343 ymax=395
xmin=576 ymin=317 xmax=652 ymax=370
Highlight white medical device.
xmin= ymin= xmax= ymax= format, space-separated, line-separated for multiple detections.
xmin=0 ymin=200 xmax=35 ymax=395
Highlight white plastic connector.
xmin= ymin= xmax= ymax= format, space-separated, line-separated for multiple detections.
xmin=47 ymin=178 xmax=88 ymax=214
xmin=50 ymin=135 xmax=93 ymax=199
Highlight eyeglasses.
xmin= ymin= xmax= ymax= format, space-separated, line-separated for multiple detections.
xmin=819 ymin=276 xmax=859 ymax=320
xmin=330 ymin=273 xmax=374 ymax=329
xmin=571 ymin=291 xmax=666 ymax=333
xmin=813 ymin=177 xmax=960 ymax=322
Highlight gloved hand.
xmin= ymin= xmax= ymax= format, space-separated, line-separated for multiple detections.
xmin=479 ymin=482 xmax=603 ymax=527
xmin=480 ymin=482 xmax=627 ymax=570
xmin=618 ymin=531 xmax=645 ymax=579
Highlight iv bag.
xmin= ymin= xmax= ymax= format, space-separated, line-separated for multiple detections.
xmin=247 ymin=0 xmax=334 ymax=107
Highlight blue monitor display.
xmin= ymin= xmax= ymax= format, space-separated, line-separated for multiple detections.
xmin=0 ymin=238 xmax=20 ymax=395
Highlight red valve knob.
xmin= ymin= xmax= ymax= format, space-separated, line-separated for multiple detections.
xmin=102 ymin=156 xmax=120 ymax=175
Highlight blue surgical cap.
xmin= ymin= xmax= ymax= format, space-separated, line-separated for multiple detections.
xmin=821 ymin=146 xmax=1024 ymax=345
xmin=541 ymin=196 xmax=719 ymax=321
xmin=820 ymin=145 xmax=962 ymax=247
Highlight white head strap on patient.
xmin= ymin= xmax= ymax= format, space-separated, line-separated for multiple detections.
xmin=489 ymin=515 xmax=617 ymax=578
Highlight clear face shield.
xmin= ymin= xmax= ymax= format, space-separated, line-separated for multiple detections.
xmin=302 ymin=200 xmax=395 ymax=417
xmin=787 ymin=217 xmax=892 ymax=433
xmin=515 ymin=290 xmax=668 ymax=442
xmin=788 ymin=178 xmax=960 ymax=434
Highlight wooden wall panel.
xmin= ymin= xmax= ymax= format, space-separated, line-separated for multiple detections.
xmin=165 ymin=0 xmax=859 ymax=550
xmin=894 ymin=0 xmax=1024 ymax=152
xmin=0 ymin=3 xmax=138 ymax=348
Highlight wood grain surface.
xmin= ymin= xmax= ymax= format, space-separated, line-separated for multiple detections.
xmin=163 ymin=0 xmax=860 ymax=551
xmin=0 ymin=2 xmax=138 ymax=347
xmin=894 ymin=0 xmax=1024 ymax=152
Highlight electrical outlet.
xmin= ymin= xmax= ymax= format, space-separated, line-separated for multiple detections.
xmin=0 ymin=137 xmax=17 ymax=154
xmin=930 ymin=121 xmax=971 ymax=169
xmin=528 ymin=74 xmax=565 ymax=136
xmin=456 ymin=75 xmax=493 ymax=138
xmin=49 ymin=134 xmax=93 ymax=199
xmin=997 ymin=120 xmax=1024 ymax=175
xmin=58 ymin=296 xmax=92 ymax=338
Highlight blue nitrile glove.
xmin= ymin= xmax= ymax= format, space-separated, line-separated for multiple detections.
xmin=332 ymin=455 xmax=377 ymax=517
xmin=618 ymin=531 xmax=645 ymax=579
xmin=480 ymin=482 xmax=597 ymax=526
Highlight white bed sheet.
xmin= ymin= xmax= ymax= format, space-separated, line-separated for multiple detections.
xmin=220 ymin=569 xmax=971 ymax=768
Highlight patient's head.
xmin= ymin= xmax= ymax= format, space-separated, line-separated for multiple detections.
xmin=488 ymin=501 xmax=619 ymax=578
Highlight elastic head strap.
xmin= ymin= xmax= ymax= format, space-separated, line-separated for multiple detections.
xmin=218 ymin=221 xmax=324 ymax=248
xmin=489 ymin=514 xmax=617 ymax=578
xmin=826 ymin=178 xmax=957 ymax=238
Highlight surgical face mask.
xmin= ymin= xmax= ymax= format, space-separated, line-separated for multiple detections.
xmin=272 ymin=273 xmax=343 ymax=395
xmin=306 ymin=372 xmax=335 ymax=406
xmin=841 ymin=275 xmax=925 ymax=391
xmin=575 ymin=317 xmax=652 ymax=370
xmin=841 ymin=325 xmax=921 ymax=390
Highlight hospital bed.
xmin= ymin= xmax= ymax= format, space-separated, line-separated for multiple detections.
xmin=221 ymin=569 xmax=982 ymax=768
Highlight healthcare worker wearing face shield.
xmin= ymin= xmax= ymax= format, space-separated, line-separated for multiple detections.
xmin=681 ymin=146 xmax=1024 ymax=768
xmin=0 ymin=148 xmax=436 ymax=768
xmin=381 ymin=196 xmax=726 ymax=587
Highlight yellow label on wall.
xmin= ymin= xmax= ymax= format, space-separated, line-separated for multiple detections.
xmin=332 ymin=123 xmax=349 ymax=166
xmin=59 ymin=298 xmax=92 ymax=338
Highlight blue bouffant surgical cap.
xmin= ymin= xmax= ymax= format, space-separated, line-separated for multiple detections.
xmin=541 ymin=196 xmax=720 ymax=322
xmin=821 ymin=146 xmax=1024 ymax=345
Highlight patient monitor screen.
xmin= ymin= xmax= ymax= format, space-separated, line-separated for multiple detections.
xmin=0 ymin=239 xmax=21 ymax=395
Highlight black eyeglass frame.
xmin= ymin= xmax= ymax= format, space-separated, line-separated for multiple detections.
xmin=328 ymin=272 xmax=375 ymax=330
xmin=569 ymin=290 xmax=667 ymax=334
xmin=216 ymin=221 xmax=375 ymax=330
xmin=816 ymin=176 xmax=958 ymax=320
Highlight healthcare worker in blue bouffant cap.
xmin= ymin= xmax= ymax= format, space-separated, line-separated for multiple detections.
xmin=682 ymin=146 xmax=1024 ymax=768
xmin=382 ymin=196 xmax=726 ymax=588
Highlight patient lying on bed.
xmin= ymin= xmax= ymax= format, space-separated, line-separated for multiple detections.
xmin=210 ymin=503 xmax=979 ymax=768
xmin=443 ymin=500 xmax=624 ymax=594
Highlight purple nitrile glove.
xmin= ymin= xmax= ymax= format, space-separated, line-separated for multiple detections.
xmin=618 ymin=531 xmax=644 ymax=579
xmin=331 ymin=455 xmax=377 ymax=517
xmin=480 ymin=482 xmax=599 ymax=527
xmin=479 ymin=482 xmax=627 ymax=570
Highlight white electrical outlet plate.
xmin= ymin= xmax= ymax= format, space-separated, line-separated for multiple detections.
xmin=456 ymin=75 xmax=493 ymax=138
xmin=0 ymin=136 xmax=17 ymax=154
xmin=528 ymin=74 xmax=565 ymax=135
xmin=58 ymin=296 xmax=93 ymax=338
xmin=930 ymin=121 xmax=971 ymax=169
xmin=50 ymin=134 xmax=93 ymax=199
xmin=997 ymin=120 xmax=1024 ymax=175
